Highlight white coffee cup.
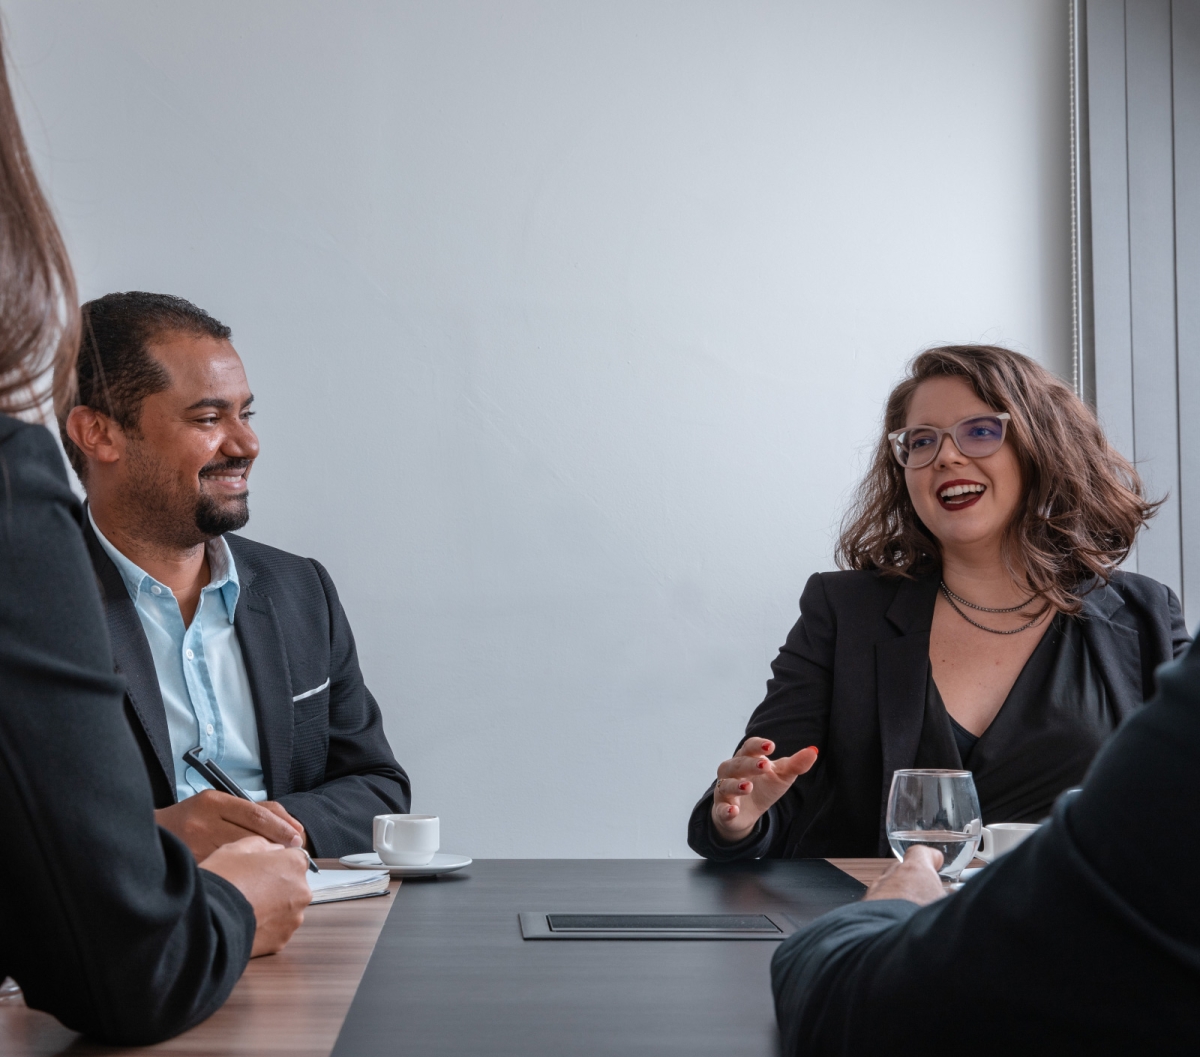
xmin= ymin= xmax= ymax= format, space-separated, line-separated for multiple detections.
xmin=976 ymin=822 xmax=1040 ymax=863
xmin=373 ymin=814 xmax=439 ymax=867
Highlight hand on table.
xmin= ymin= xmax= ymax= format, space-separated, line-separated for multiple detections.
xmin=862 ymin=846 xmax=947 ymax=906
xmin=199 ymin=836 xmax=311 ymax=957
xmin=710 ymin=738 xmax=819 ymax=843
xmin=156 ymin=789 xmax=307 ymax=861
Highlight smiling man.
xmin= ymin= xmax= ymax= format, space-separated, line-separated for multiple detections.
xmin=62 ymin=292 xmax=409 ymax=859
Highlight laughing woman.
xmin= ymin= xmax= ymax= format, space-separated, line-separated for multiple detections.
xmin=689 ymin=345 xmax=1190 ymax=860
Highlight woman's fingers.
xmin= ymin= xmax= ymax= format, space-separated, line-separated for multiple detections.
xmin=716 ymin=756 xmax=769 ymax=780
xmin=718 ymin=744 xmax=820 ymax=783
xmin=711 ymin=779 xmax=755 ymax=826
xmin=712 ymin=798 xmax=741 ymax=823
xmin=735 ymin=737 xmax=774 ymax=758
xmin=772 ymin=745 xmax=820 ymax=779
xmin=711 ymin=740 xmax=819 ymax=839
xmin=712 ymin=772 xmax=755 ymax=833
xmin=713 ymin=777 xmax=754 ymax=802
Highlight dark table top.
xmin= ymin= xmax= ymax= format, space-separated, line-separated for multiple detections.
xmin=332 ymin=858 xmax=866 ymax=1057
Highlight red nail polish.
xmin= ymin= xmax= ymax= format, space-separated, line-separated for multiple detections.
xmin=740 ymin=782 xmax=749 ymax=791
xmin=807 ymin=745 xmax=819 ymax=755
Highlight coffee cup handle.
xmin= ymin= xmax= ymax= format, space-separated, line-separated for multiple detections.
xmin=380 ymin=818 xmax=394 ymax=852
xmin=976 ymin=826 xmax=993 ymax=863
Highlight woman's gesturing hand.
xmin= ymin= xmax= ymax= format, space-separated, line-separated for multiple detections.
xmin=710 ymin=738 xmax=819 ymax=843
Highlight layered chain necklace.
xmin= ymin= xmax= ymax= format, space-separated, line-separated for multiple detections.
xmin=939 ymin=581 xmax=1049 ymax=635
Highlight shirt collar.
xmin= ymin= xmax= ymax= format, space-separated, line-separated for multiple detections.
xmin=88 ymin=506 xmax=241 ymax=623
xmin=205 ymin=535 xmax=241 ymax=621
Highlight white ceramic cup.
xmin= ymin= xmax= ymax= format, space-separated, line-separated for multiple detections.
xmin=976 ymin=822 xmax=1040 ymax=863
xmin=373 ymin=814 xmax=439 ymax=867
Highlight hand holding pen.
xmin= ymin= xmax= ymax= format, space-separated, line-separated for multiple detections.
xmin=152 ymin=748 xmax=318 ymax=870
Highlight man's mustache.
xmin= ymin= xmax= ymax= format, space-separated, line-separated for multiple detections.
xmin=199 ymin=458 xmax=253 ymax=476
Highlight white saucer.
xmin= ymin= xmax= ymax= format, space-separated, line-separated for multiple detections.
xmin=339 ymin=851 xmax=473 ymax=877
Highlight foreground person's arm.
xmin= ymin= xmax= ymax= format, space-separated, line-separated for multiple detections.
xmin=0 ymin=422 xmax=305 ymax=1044
xmin=772 ymin=638 xmax=1200 ymax=1056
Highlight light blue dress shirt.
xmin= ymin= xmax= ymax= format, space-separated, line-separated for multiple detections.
xmin=89 ymin=509 xmax=268 ymax=803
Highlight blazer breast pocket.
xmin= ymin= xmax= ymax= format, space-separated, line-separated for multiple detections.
xmin=291 ymin=677 xmax=331 ymax=729
xmin=290 ymin=676 xmax=328 ymax=719
xmin=290 ymin=678 xmax=331 ymax=789
xmin=292 ymin=676 xmax=330 ymax=704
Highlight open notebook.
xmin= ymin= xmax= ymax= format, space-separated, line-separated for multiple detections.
xmin=308 ymin=867 xmax=391 ymax=904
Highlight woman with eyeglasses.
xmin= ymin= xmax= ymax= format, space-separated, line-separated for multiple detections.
xmin=689 ymin=344 xmax=1190 ymax=861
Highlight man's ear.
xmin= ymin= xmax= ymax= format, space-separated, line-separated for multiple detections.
xmin=65 ymin=406 xmax=124 ymax=467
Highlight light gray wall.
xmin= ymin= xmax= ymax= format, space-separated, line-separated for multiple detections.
xmin=6 ymin=1 xmax=1070 ymax=857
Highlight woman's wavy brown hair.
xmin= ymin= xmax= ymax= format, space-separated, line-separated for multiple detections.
xmin=835 ymin=345 xmax=1158 ymax=613
xmin=0 ymin=26 xmax=78 ymax=420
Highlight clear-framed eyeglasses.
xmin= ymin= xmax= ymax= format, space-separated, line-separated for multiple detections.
xmin=887 ymin=413 xmax=1011 ymax=469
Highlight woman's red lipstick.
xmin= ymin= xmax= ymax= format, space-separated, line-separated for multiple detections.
xmin=937 ymin=478 xmax=986 ymax=511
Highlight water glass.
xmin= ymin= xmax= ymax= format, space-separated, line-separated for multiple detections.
xmin=886 ymin=769 xmax=982 ymax=881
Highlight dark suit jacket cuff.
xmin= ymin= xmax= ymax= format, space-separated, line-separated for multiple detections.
xmin=771 ymin=900 xmax=919 ymax=1054
xmin=195 ymin=869 xmax=257 ymax=978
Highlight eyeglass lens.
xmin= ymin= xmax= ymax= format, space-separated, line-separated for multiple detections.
xmin=896 ymin=416 xmax=1005 ymax=468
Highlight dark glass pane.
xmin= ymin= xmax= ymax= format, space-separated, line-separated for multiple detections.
xmin=546 ymin=914 xmax=779 ymax=932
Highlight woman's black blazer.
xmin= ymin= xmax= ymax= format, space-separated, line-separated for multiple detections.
xmin=0 ymin=416 xmax=254 ymax=1042
xmin=688 ymin=568 xmax=1191 ymax=859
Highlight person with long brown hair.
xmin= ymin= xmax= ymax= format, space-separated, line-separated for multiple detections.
xmin=688 ymin=344 xmax=1190 ymax=861
xmin=0 ymin=26 xmax=311 ymax=1044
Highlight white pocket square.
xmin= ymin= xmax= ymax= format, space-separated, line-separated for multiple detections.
xmin=292 ymin=677 xmax=331 ymax=702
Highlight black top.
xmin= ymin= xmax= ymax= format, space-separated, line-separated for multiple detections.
xmin=0 ymin=416 xmax=254 ymax=1044
xmin=771 ymin=638 xmax=1200 ymax=1056
xmin=687 ymin=569 xmax=1191 ymax=859
xmin=916 ymin=613 xmax=1115 ymax=823
xmin=83 ymin=518 xmax=411 ymax=857
xmin=947 ymin=713 xmax=978 ymax=758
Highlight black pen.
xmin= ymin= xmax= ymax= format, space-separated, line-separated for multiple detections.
xmin=183 ymin=747 xmax=318 ymax=873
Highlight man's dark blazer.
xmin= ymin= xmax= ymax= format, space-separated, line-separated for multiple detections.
xmin=83 ymin=518 xmax=410 ymax=858
xmin=771 ymin=635 xmax=1200 ymax=1056
xmin=0 ymin=417 xmax=253 ymax=1044
xmin=688 ymin=568 xmax=1191 ymax=859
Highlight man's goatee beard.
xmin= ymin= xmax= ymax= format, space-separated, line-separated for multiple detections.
xmin=195 ymin=494 xmax=250 ymax=537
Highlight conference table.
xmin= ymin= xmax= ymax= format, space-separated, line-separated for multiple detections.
xmin=0 ymin=858 xmax=895 ymax=1057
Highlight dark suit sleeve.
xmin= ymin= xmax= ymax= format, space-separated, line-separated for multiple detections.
xmin=688 ymin=573 xmax=836 ymax=860
xmin=275 ymin=559 xmax=410 ymax=857
xmin=771 ymin=639 xmax=1200 ymax=1056
xmin=0 ymin=422 xmax=254 ymax=1044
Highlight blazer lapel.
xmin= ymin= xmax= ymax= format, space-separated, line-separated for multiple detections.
xmin=233 ymin=575 xmax=295 ymax=799
xmin=875 ymin=574 xmax=939 ymax=848
xmin=1079 ymin=579 xmax=1143 ymax=722
xmin=82 ymin=520 xmax=176 ymax=797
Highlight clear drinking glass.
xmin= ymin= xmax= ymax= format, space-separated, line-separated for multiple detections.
xmin=886 ymin=769 xmax=982 ymax=882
